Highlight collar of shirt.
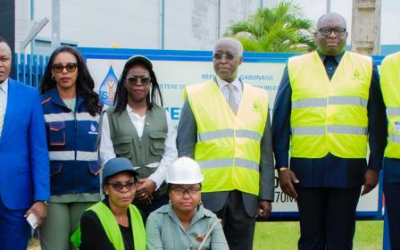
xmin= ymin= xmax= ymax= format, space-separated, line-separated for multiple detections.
xmin=164 ymin=203 xmax=211 ymax=224
xmin=317 ymin=50 xmax=345 ymax=65
xmin=0 ymin=78 xmax=9 ymax=94
xmin=215 ymin=76 xmax=242 ymax=93
xmin=125 ymin=105 xmax=146 ymax=120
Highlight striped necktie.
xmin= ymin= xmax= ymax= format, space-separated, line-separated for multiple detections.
xmin=0 ymin=88 xmax=4 ymax=139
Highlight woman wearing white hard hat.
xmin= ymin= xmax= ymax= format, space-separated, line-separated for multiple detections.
xmin=146 ymin=157 xmax=229 ymax=250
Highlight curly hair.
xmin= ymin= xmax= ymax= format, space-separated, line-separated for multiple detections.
xmin=40 ymin=46 xmax=100 ymax=116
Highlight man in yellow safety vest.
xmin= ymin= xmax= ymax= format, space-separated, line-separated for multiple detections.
xmin=380 ymin=51 xmax=400 ymax=250
xmin=177 ymin=37 xmax=275 ymax=250
xmin=272 ymin=13 xmax=387 ymax=250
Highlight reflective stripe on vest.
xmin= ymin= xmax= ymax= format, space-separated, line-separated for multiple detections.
xmin=197 ymin=129 xmax=262 ymax=142
xmin=288 ymin=51 xmax=372 ymax=158
xmin=186 ymin=80 xmax=269 ymax=195
xmin=387 ymin=107 xmax=400 ymax=116
xmin=380 ymin=52 xmax=400 ymax=159
xmin=199 ymin=158 xmax=259 ymax=171
xmin=292 ymin=96 xmax=367 ymax=109
xmin=70 ymin=202 xmax=146 ymax=250
xmin=291 ymin=125 xmax=367 ymax=136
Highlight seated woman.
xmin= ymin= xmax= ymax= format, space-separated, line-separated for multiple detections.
xmin=146 ymin=157 xmax=229 ymax=250
xmin=71 ymin=158 xmax=146 ymax=250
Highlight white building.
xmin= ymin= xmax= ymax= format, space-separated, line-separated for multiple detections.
xmin=15 ymin=0 xmax=400 ymax=55
xmin=16 ymin=0 xmax=278 ymax=54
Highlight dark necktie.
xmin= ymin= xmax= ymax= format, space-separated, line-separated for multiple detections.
xmin=324 ymin=56 xmax=336 ymax=80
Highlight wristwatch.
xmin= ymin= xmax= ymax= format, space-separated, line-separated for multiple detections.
xmin=278 ymin=167 xmax=288 ymax=172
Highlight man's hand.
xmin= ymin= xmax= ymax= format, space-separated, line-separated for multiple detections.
xmin=136 ymin=178 xmax=156 ymax=202
xmin=361 ymin=169 xmax=379 ymax=196
xmin=257 ymin=200 xmax=272 ymax=219
xmin=25 ymin=201 xmax=47 ymax=227
xmin=278 ymin=168 xmax=300 ymax=199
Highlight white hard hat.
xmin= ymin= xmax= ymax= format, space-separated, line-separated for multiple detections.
xmin=166 ymin=157 xmax=204 ymax=184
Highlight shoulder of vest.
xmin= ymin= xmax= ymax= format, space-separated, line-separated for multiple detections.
xmin=288 ymin=52 xmax=315 ymax=67
xmin=41 ymin=97 xmax=52 ymax=105
xmin=150 ymin=104 xmax=165 ymax=112
xmin=105 ymin=106 xmax=117 ymax=114
xmin=243 ymin=82 xmax=268 ymax=96
xmin=345 ymin=51 xmax=372 ymax=62
xmin=382 ymin=51 xmax=400 ymax=65
xmin=87 ymin=201 xmax=107 ymax=212
xmin=186 ymin=80 xmax=215 ymax=94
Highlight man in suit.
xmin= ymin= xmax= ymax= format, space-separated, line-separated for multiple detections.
xmin=272 ymin=13 xmax=386 ymax=250
xmin=177 ymin=37 xmax=274 ymax=250
xmin=0 ymin=37 xmax=50 ymax=249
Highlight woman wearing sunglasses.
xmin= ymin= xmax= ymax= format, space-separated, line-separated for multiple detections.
xmin=146 ymin=157 xmax=228 ymax=250
xmin=99 ymin=55 xmax=177 ymax=220
xmin=39 ymin=46 xmax=102 ymax=250
xmin=71 ymin=157 xmax=146 ymax=250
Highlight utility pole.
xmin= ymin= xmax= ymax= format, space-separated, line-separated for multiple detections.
xmin=327 ymin=0 xmax=331 ymax=13
xmin=351 ymin=0 xmax=381 ymax=55
xmin=51 ymin=0 xmax=61 ymax=50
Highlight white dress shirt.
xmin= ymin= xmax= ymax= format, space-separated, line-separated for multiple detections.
xmin=0 ymin=78 xmax=9 ymax=113
xmin=215 ymin=76 xmax=242 ymax=106
xmin=99 ymin=105 xmax=177 ymax=189
xmin=0 ymin=78 xmax=9 ymax=137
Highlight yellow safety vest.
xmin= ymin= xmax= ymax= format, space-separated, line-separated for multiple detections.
xmin=288 ymin=51 xmax=372 ymax=158
xmin=380 ymin=52 xmax=400 ymax=159
xmin=70 ymin=202 xmax=146 ymax=250
xmin=185 ymin=80 xmax=269 ymax=196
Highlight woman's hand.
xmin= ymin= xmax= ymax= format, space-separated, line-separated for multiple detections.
xmin=136 ymin=179 xmax=156 ymax=204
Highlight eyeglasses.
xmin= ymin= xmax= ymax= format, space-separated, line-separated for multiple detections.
xmin=107 ymin=181 xmax=136 ymax=192
xmin=213 ymin=52 xmax=237 ymax=60
xmin=52 ymin=63 xmax=78 ymax=73
xmin=171 ymin=187 xmax=201 ymax=196
xmin=318 ymin=27 xmax=347 ymax=36
xmin=125 ymin=75 xmax=151 ymax=86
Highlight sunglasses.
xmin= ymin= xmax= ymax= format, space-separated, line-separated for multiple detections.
xmin=52 ymin=63 xmax=78 ymax=73
xmin=318 ymin=27 xmax=347 ymax=36
xmin=213 ymin=52 xmax=237 ymax=60
xmin=171 ymin=187 xmax=201 ymax=196
xmin=107 ymin=181 xmax=136 ymax=192
xmin=125 ymin=75 xmax=151 ymax=86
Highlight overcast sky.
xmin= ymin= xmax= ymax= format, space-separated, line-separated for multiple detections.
xmin=294 ymin=0 xmax=400 ymax=45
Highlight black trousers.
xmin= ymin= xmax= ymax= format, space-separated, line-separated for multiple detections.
xmin=384 ymin=182 xmax=400 ymax=250
xmin=296 ymin=187 xmax=361 ymax=250
xmin=216 ymin=190 xmax=256 ymax=250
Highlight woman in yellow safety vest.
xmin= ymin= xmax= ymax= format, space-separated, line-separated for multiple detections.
xmin=71 ymin=157 xmax=146 ymax=250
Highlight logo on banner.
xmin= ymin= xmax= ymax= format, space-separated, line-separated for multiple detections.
xmin=99 ymin=66 xmax=119 ymax=106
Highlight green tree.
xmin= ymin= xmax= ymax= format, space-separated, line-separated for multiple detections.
xmin=225 ymin=1 xmax=316 ymax=53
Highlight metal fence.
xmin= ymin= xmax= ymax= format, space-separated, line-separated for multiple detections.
xmin=14 ymin=53 xmax=50 ymax=88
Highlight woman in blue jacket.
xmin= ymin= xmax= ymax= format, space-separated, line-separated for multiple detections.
xmin=39 ymin=46 xmax=102 ymax=250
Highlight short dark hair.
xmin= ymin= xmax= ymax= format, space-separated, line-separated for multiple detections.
xmin=0 ymin=36 xmax=12 ymax=54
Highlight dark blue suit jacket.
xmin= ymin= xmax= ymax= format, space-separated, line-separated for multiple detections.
xmin=0 ymin=78 xmax=50 ymax=210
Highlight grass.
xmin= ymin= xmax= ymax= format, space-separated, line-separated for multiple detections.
xmin=253 ymin=220 xmax=383 ymax=250
xmin=28 ymin=221 xmax=383 ymax=250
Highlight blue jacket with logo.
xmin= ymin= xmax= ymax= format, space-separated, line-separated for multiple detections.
xmin=41 ymin=88 xmax=101 ymax=195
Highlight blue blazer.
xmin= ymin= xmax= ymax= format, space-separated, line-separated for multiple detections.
xmin=0 ymin=79 xmax=50 ymax=210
